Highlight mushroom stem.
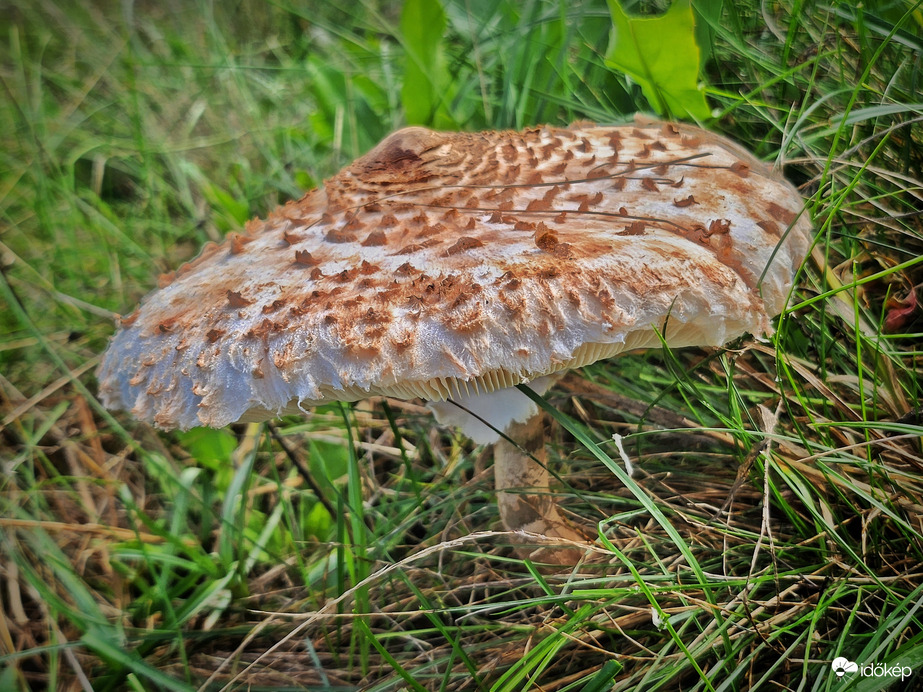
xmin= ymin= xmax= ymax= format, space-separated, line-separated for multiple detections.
xmin=494 ymin=411 xmax=588 ymax=563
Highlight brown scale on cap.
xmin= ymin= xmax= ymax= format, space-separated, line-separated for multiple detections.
xmin=228 ymin=233 xmax=253 ymax=255
xmin=294 ymin=250 xmax=318 ymax=266
xmin=118 ymin=308 xmax=141 ymax=327
xmin=446 ymin=236 xmax=484 ymax=255
xmin=325 ymin=227 xmax=356 ymax=244
xmin=361 ymin=230 xmax=387 ymax=246
xmin=98 ymin=119 xmax=813 ymax=431
xmin=535 ymin=229 xmax=561 ymax=253
xmin=281 ymin=229 xmax=302 ymax=246
xmin=226 ymin=290 xmax=251 ymax=309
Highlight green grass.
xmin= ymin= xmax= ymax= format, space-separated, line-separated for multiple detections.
xmin=2 ymin=0 xmax=923 ymax=689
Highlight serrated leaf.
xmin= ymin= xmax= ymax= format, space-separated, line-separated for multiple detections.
xmin=605 ymin=0 xmax=711 ymax=120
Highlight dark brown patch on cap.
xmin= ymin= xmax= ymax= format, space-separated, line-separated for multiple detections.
xmin=355 ymin=127 xmax=449 ymax=185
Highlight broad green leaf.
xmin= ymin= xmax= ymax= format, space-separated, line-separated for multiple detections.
xmin=400 ymin=0 xmax=454 ymax=127
xmin=605 ymin=0 xmax=711 ymax=120
xmin=303 ymin=499 xmax=333 ymax=539
xmin=174 ymin=427 xmax=236 ymax=469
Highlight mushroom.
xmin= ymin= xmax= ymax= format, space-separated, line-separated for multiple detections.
xmin=98 ymin=119 xmax=812 ymax=562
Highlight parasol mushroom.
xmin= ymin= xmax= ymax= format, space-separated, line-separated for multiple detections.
xmin=98 ymin=118 xmax=812 ymax=562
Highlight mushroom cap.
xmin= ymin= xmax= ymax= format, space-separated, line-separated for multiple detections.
xmin=98 ymin=120 xmax=812 ymax=431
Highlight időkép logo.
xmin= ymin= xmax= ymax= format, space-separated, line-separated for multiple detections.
xmin=831 ymin=657 xmax=912 ymax=681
